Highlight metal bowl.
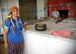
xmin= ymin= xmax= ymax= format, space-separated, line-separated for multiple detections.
xmin=35 ymin=24 xmax=47 ymax=31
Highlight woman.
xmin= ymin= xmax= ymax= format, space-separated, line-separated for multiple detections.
xmin=4 ymin=6 xmax=26 ymax=54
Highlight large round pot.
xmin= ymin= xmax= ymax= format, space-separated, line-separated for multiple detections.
xmin=35 ymin=24 xmax=47 ymax=31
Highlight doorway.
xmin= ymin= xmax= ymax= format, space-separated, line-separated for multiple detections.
xmin=58 ymin=10 xmax=68 ymax=18
xmin=19 ymin=0 xmax=37 ymax=20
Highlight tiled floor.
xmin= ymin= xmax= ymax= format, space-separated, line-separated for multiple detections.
xmin=0 ymin=44 xmax=8 ymax=54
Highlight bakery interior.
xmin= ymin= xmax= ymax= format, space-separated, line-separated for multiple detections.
xmin=0 ymin=0 xmax=76 ymax=54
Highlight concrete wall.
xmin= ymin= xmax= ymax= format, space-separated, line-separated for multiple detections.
xmin=37 ymin=0 xmax=44 ymax=19
xmin=37 ymin=0 xmax=48 ymax=19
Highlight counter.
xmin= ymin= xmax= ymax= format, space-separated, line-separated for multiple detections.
xmin=26 ymin=20 xmax=76 ymax=41
xmin=23 ymin=20 xmax=76 ymax=54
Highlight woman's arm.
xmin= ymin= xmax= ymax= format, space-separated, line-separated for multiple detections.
xmin=3 ymin=27 xmax=9 ymax=49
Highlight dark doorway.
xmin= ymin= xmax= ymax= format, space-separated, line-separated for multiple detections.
xmin=58 ymin=10 xmax=68 ymax=18
xmin=55 ymin=10 xmax=68 ymax=24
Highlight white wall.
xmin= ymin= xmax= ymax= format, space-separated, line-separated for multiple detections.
xmin=44 ymin=0 xmax=48 ymax=17
xmin=0 ymin=1 xmax=4 ymax=33
xmin=37 ymin=0 xmax=48 ymax=19
xmin=1 ymin=0 xmax=19 ymax=21
xmin=0 ymin=6 xmax=2 ymax=25
xmin=0 ymin=5 xmax=3 ymax=33
xmin=1 ymin=0 xmax=8 ymax=21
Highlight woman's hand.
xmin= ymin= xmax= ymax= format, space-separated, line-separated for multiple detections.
xmin=22 ymin=24 xmax=27 ymax=32
xmin=4 ymin=43 xmax=8 ymax=49
xmin=23 ymin=24 xmax=26 ymax=29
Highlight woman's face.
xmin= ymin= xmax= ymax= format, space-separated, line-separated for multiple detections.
xmin=12 ymin=9 xmax=18 ymax=17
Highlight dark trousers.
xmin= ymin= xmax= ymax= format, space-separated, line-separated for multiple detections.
xmin=8 ymin=42 xmax=24 ymax=54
